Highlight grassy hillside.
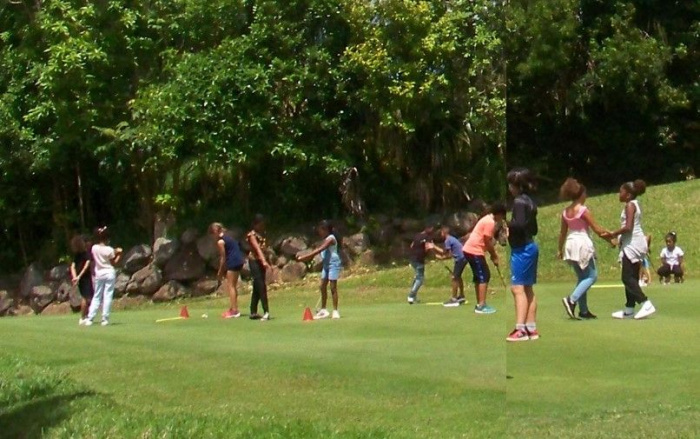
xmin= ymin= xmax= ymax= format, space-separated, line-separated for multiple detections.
xmin=533 ymin=179 xmax=699 ymax=281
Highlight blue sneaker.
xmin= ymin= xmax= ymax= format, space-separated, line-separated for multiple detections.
xmin=474 ymin=304 xmax=496 ymax=314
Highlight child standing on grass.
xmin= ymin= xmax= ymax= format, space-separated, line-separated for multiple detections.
xmin=247 ymin=215 xmax=271 ymax=321
xmin=406 ymin=223 xmax=437 ymax=304
xmin=606 ymin=180 xmax=656 ymax=320
xmin=85 ymin=227 xmax=122 ymax=326
xmin=70 ymin=234 xmax=93 ymax=325
xmin=557 ymin=178 xmax=612 ymax=320
xmin=299 ymin=220 xmax=342 ymax=319
xmin=432 ymin=225 xmax=468 ymax=307
xmin=658 ymin=232 xmax=684 ymax=284
xmin=462 ymin=202 xmax=507 ymax=314
xmin=210 ymin=223 xmax=244 ymax=319
xmin=505 ymin=168 xmax=539 ymax=342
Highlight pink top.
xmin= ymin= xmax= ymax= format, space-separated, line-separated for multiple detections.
xmin=463 ymin=214 xmax=496 ymax=256
xmin=562 ymin=206 xmax=589 ymax=232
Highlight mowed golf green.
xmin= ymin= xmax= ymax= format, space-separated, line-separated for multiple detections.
xmin=0 ymin=266 xmax=507 ymax=439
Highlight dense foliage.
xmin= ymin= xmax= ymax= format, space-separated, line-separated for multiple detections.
xmin=1 ymin=0 xmax=504 ymax=268
xmin=1 ymin=0 xmax=698 ymax=270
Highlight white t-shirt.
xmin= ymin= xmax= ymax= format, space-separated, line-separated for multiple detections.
xmin=660 ymin=246 xmax=684 ymax=267
xmin=92 ymin=244 xmax=116 ymax=279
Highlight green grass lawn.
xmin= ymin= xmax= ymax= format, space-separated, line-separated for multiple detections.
xmin=1 ymin=180 xmax=698 ymax=438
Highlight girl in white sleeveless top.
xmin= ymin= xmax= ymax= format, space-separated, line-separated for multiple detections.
xmin=606 ymin=180 xmax=655 ymax=320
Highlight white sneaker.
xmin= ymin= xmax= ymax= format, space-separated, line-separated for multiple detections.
xmin=314 ymin=309 xmax=330 ymax=320
xmin=331 ymin=310 xmax=340 ymax=319
xmin=79 ymin=318 xmax=86 ymax=326
xmin=260 ymin=313 xmax=270 ymax=321
xmin=634 ymin=301 xmax=656 ymax=320
xmin=407 ymin=296 xmax=416 ymax=304
xmin=84 ymin=320 xmax=94 ymax=326
xmin=101 ymin=320 xmax=109 ymax=326
xmin=611 ymin=309 xmax=634 ymax=319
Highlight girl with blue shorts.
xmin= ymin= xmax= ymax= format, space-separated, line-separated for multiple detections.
xmin=506 ymin=168 xmax=540 ymax=342
xmin=299 ymin=220 xmax=342 ymax=319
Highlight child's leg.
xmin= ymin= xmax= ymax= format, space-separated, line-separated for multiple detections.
xmin=511 ymin=285 xmax=528 ymax=326
xmin=102 ymin=276 xmax=115 ymax=321
xmin=457 ymin=278 xmax=464 ymax=297
xmin=409 ymin=263 xmax=425 ymax=298
xmin=226 ymin=270 xmax=239 ymax=311
xmin=249 ymin=261 xmax=261 ymax=314
xmin=569 ymin=260 xmax=597 ymax=313
xmin=259 ymin=271 xmax=269 ymax=314
xmin=80 ymin=297 xmax=89 ymax=319
xmin=320 ymin=278 xmax=329 ymax=309
xmin=476 ymin=283 xmax=488 ymax=306
xmin=87 ymin=279 xmax=104 ymax=322
xmin=524 ymin=285 xmax=537 ymax=324
xmin=672 ymin=265 xmax=683 ymax=282
xmin=657 ymin=264 xmax=671 ymax=283
xmin=621 ymin=255 xmax=646 ymax=306
xmin=330 ymin=280 xmax=339 ymax=310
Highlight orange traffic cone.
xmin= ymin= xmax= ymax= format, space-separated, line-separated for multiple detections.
xmin=303 ymin=307 xmax=314 ymax=321
xmin=180 ymin=306 xmax=190 ymax=319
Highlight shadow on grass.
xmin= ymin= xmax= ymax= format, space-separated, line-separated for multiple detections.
xmin=0 ymin=391 xmax=95 ymax=439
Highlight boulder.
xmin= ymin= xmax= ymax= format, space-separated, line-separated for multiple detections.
xmin=0 ymin=290 xmax=13 ymax=316
xmin=54 ymin=281 xmax=73 ymax=303
xmin=358 ymin=249 xmax=376 ymax=266
xmin=68 ymin=285 xmax=82 ymax=310
xmin=191 ymin=278 xmax=221 ymax=297
xmin=152 ymin=281 xmax=188 ymax=303
xmin=29 ymin=285 xmax=55 ymax=313
xmin=13 ymin=305 xmax=34 ymax=316
xmin=265 ymin=266 xmax=282 ymax=285
xmin=344 ymin=233 xmax=369 ymax=257
xmin=122 ymin=244 xmax=153 ymax=274
xmin=114 ymin=272 xmax=131 ymax=297
xmin=280 ymin=262 xmax=307 ymax=283
xmin=276 ymin=255 xmax=288 ymax=268
xmin=126 ymin=264 xmax=163 ymax=296
xmin=196 ymin=235 xmax=219 ymax=265
xmin=153 ymin=237 xmax=179 ymax=267
xmin=47 ymin=264 xmax=70 ymax=282
xmin=310 ymin=254 xmax=324 ymax=273
xmin=41 ymin=302 xmax=72 ymax=316
xmin=445 ymin=211 xmax=479 ymax=236
xmin=164 ymin=247 xmax=206 ymax=282
xmin=278 ymin=236 xmax=308 ymax=258
xmin=19 ymin=263 xmax=44 ymax=299
xmin=180 ymin=228 xmax=200 ymax=245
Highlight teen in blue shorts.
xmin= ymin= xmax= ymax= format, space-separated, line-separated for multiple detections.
xmin=505 ymin=168 xmax=540 ymax=342
xmin=299 ymin=220 xmax=342 ymax=319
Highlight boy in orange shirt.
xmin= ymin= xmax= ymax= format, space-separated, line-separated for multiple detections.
xmin=463 ymin=202 xmax=507 ymax=314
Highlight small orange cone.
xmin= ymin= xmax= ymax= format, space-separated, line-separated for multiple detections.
xmin=180 ymin=306 xmax=190 ymax=319
xmin=303 ymin=307 xmax=314 ymax=321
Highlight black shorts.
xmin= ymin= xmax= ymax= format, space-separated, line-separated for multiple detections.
xmin=465 ymin=253 xmax=491 ymax=284
xmin=78 ymin=279 xmax=93 ymax=300
xmin=227 ymin=264 xmax=243 ymax=272
xmin=453 ymin=258 xmax=468 ymax=279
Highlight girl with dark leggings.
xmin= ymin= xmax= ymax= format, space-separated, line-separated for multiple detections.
xmin=247 ymin=214 xmax=271 ymax=321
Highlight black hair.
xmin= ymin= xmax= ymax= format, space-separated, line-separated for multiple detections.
xmin=665 ymin=232 xmax=677 ymax=243
xmin=507 ymin=167 xmax=537 ymax=194
xmin=318 ymin=220 xmax=341 ymax=245
xmin=252 ymin=214 xmax=265 ymax=226
xmin=94 ymin=226 xmax=109 ymax=242
xmin=621 ymin=179 xmax=647 ymax=198
xmin=489 ymin=201 xmax=507 ymax=216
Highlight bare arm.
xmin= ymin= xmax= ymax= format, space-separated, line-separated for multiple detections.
xmin=581 ymin=210 xmax=612 ymax=240
xmin=557 ymin=216 xmax=567 ymax=258
xmin=300 ymin=237 xmax=334 ymax=261
xmin=217 ymin=239 xmax=226 ymax=277
xmin=111 ymin=248 xmax=123 ymax=265
xmin=485 ymin=237 xmax=499 ymax=265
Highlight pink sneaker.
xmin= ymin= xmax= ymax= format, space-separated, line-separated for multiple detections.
xmin=222 ymin=309 xmax=241 ymax=319
xmin=526 ymin=329 xmax=540 ymax=340
xmin=506 ymin=329 xmax=530 ymax=342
